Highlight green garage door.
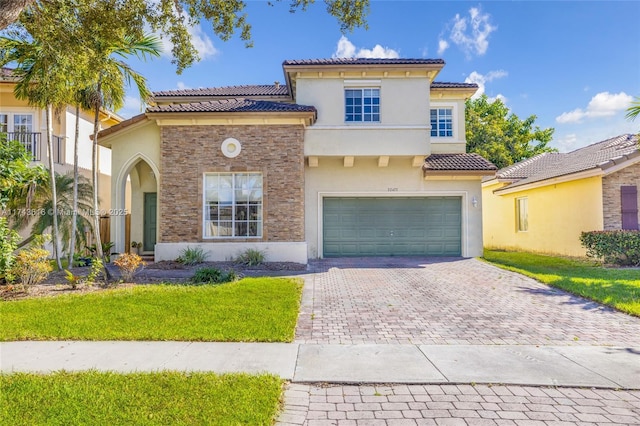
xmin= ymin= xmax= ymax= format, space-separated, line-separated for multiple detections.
xmin=323 ymin=197 xmax=461 ymax=257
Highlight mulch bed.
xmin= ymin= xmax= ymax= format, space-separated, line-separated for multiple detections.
xmin=1 ymin=261 xmax=308 ymax=301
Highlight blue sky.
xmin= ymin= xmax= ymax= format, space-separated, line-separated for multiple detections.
xmin=119 ymin=1 xmax=640 ymax=152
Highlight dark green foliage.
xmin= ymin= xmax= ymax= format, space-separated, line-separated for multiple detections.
xmin=191 ymin=267 xmax=239 ymax=284
xmin=465 ymin=95 xmax=556 ymax=169
xmin=235 ymin=248 xmax=265 ymax=266
xmin=177 ymin=246 xmax=208 ymax=265
xmin=580 ymin=230 xmax=640 ymax=266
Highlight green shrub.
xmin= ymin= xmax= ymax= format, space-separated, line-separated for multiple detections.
xmin=235 ymin=248 xmax=265 ymax=266
xmin=191 ymin=267 xmax=239 ymax=284
xmin=86 ymin=257 xmax=104 ymax=285
xmin=580 ymin=230 xmax=640 ymax=266
xmin=177 ymin=246 xmax=208 ymax=265
xmin=0 ymin=217 xmax=20 ymax=283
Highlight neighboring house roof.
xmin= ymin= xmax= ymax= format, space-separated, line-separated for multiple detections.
xmin=431 ymin=82 xmax=478 ymax=89
xmin=1 ymin=67 xmax=15 ymax=79
xmin=491 ymin=133 xmax=640 ymax=192
xmin=282 ymin=58 xmax=445 ymax=66
xmin=153 ymin=84 xmax=290 ymax=99
xmin=146 ymin=98 xmax=316 ymax=113
xmin=423 ymin=153 xmax=497 ymax=173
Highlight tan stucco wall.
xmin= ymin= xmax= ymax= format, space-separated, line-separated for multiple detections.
xmin=297 ymin=77 xmax=468 ymax=156
xmin=103 ymin=121 xmax=161 ymax=254
xmin=602 ymin=160 xmax=640 ymax=230
xmin=305 ymin=158 xmax=484 ymax=258
xmin=482 ymin=177 xmax=604 ymax=257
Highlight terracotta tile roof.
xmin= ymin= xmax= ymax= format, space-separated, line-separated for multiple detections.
xmin=97 ymin=113 xmax=147 ymax=141
xmin=153 ymin=84 xmax=289 ymax=98
xmin=1 ymin=67 xmax=16 ymax=79
xmin=423 ymin=153 xmax=497 ymax=171
xmin=146 ymin=98 xmax=316 ymax=113
xmin=283 ymin=58 xmax=445 ymax=66
xmin=493 ymin=134 xmax=640 ymax=191
xmin=431 ymin=82 xmax=478 ymax=89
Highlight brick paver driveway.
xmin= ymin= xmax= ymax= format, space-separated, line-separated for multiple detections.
xmin=295 ymin=257 xmax=640 ymax=346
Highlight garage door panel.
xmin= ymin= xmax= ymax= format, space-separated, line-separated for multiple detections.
xmin=323 ymin=197 xmax=461 ymax=257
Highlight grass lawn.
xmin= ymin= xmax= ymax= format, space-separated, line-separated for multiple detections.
xmin=0 ymin=371 xmax=282 ymax=425
xmin=483 ymin=250 xmax=640 ymax=317
xmin=0 ymin=277 xmax=302 ymax=341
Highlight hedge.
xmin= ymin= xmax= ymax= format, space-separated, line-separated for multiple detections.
xmin=580 ymin=230 xmax=640 ymax=266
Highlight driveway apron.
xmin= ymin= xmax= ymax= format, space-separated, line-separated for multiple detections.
xmin=295 ymin=257 xmax=640 ymax=346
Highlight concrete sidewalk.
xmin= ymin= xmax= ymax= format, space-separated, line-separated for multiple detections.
xmin=2 ymin=341 xmax=639 ymax=389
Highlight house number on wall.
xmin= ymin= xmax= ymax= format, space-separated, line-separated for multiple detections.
xmin=388 ymin=187 xmax=398 ymax=192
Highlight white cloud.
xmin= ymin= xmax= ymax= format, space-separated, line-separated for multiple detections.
xmin=437 ymin=39 xmax=449 ymax=55
xmin=554 ymin=133 xmax=579 ymax=153
xmin=159 ymin=23 xmax=218 ymax=60
xmin=333 ymin=36 xmax=399 ymax=59
xmin=176 ymin=81 xmax=191 ymax=90
xmin=555 ymin=91 xmax=633 ymax=123
xmin=464 ymin=70 xmax=508 ymax=99
xmin=445 ymin=7 xmax=496 ymax=58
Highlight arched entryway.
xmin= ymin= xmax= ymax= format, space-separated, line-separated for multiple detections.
xmin=112 ymin=153 xmax=159 ymax=256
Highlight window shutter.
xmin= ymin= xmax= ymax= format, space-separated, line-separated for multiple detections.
xmin=621 ymin=186 xmax=638 ymax=230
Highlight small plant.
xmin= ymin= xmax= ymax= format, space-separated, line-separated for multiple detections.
xmin=64 ymin=269 xmax=84 ymax=289
xmin=88 ymin=241 xmax=115 ymax=262
xmin=73 ymin=253 xmax=92 ymax=267
xmin=86 ymin=257 xmax=104 ymax=286
xmin=113 ymin=253 xmax=145 ymax=282
xmin=130 ymin=241 xmax=142 ymax=254
xmin=9 ymin=247 xmax=52 ymax=291
xmin=235 ymin=248 xmax=265 ymax=266
xmin=0 ymin=217 xmax=20 ymax=283
xmin=190 ymin=267 xmax=239 ymax=285
xmin=177 ymin=246 xmax=208 ymax=266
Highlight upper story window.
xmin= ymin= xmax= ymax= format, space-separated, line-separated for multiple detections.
xmin=204 ymin=173 xmax=263 ymax=239
xmin=14 ymin=114 xmax=33 ymax=132
xmin=345 ymin=88 xmax=380 ymax=122
xmin=430 ymin=108 xmax=453 ymax=137
xmin=0 ymin=114 xmax=7 ymax=132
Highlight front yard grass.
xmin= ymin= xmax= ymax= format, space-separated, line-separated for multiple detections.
xmin=0 ymin=371 xmax=282 ymax=425
xmin=483 ymin=250 xmax=640 ymax=317
xmin=0 ymin=277 xmax=302 ymax=341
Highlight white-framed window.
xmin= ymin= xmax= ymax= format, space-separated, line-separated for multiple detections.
xmin=203 ymin=173 xmax=263 ymax=238
xmin=430 ymin=107 xmax=453 ymax=137
xmin=14 ymin=114 xmax=33 ymax=133
xmin=0 ymin=114 xmax=7 ymax=132
xmin=516 ymin=197 xmax=528 ymax=232
xmin=345 ymin=88 xmax=380 ymax=122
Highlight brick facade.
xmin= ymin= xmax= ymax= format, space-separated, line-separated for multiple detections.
xmin=159 ymin=125 xmax=305 ymax=243
xmin=602 ymin=161 xmax=640 ymax=230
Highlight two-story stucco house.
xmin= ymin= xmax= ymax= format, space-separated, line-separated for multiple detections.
xmin=98 ymin=58 xmax=496 ymax=262
xmin=1 ymin=67 xmax=122 ymax=210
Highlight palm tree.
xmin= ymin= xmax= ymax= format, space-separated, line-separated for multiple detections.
xmin=85 ymin=34 xmax=160 ymax=264
xmin=8 ymin=172 xmax=95 ymax=255
xmin=0 ymin=34 xmax=73 ymax=270
xmin=68 ymin=89 xmax=95 ymax=266
xmin=626 ymin=96 xmax=640 ymax=122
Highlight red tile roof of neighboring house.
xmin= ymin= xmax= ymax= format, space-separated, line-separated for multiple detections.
xmin=283 ymin=58 xmax=445 ymax=66
xmin=423 ymin=153 xmax=497 ymax=172
xmin=153 ymin=84 xmax=289 ymax=98
xmin=146 ymin=98 xmax=316 ymax=113
xmin=492 ymin=133 xmax=640 ymax=191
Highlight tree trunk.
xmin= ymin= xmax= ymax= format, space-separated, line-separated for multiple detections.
xmin=46 ymin=104 xmax=62 ymax=270
xmin=0 ymin=0 xmax=34 ymax=30
xmin=91 ymin=81 xmax=110 ymax=282
xmin=68 ymin=104 xmax=80 ymax=266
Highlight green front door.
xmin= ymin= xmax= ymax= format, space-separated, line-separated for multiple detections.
xmin=323 ymin=197 xmax=461 ymax=257
xmin=143 ymin=192 xmax=157 ymax=252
